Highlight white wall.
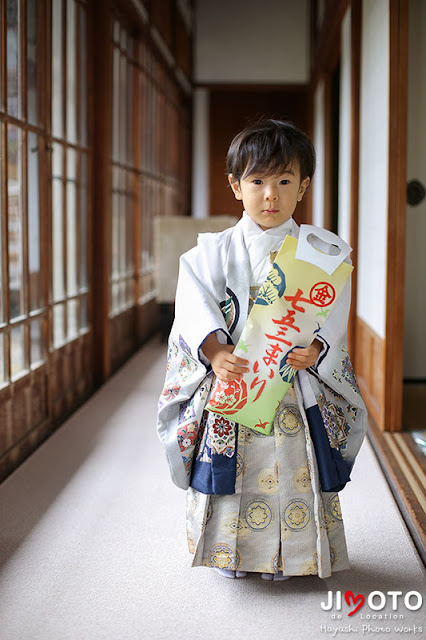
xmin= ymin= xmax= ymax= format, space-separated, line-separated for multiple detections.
xmin=312 ymin=81 xmax=325 ymax=227
xmin=338 ymin=8 xmax=352 ymax=245
xmin=195 ymin=0 xmax=310 ymax=84
xmin=356 ymin=0 xmax=390 ymax=339
xmin=191 ymin=89 xmax=209 ymax=219
xmin=404 ymin=0 xmax=426 ymax=377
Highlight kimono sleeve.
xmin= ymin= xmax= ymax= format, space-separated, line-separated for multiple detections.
xmin=314 ymin=258 xmax=352 ymax=366
xmin=174 ymin=240 xmax=232 ymax=363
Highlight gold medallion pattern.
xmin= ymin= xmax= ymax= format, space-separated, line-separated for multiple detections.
xmin=293 ymin=465 xmax=311 ymax=493
xmin=221 ymin=512 xmax=251 ymax=540
xmin=283 ymin=499 xmax=312 ymax=530
xmin=276 ymin=404 xmax=304 ymax=436
xmin=257 ymin=467 xmax=279 ymax=495
xmin=245 ymin=501 xmax=273 ymax=530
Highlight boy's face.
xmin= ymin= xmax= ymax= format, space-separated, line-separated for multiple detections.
xmin=228 ymin=164 xmax=310 ymax=231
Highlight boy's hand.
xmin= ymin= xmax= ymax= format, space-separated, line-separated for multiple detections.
xmin=201 ymin=334 xmax=249 ymax=382
xmin=285 ymin=339 xmax=322 ymax=371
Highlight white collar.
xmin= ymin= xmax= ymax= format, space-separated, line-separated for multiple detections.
xmin=241 ymin=210 xmax=295 ymax=251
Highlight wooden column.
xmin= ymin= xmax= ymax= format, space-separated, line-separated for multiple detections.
xmin=384 ymin=0 xmax=408 ymax=430
xmin=92 ymin=0 xmax=113 ymax=385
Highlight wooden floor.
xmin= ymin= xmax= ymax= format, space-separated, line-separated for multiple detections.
xmin=368 ymin=396 xmax=426 ymax=565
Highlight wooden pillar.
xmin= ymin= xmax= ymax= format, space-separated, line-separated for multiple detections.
xmin=92 ymin=0 xmax=113 ymax=385
xmin=384 ymin=0 xmax=408 ymax=430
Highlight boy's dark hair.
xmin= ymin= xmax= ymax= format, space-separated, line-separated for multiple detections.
xmin=226 ymin=119 xmax=316 ymax=183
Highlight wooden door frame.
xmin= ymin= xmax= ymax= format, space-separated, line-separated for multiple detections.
xmin=384 ymin=0 xmax=408 ymax=430
xmin=92 ymin=0 xmax=113 ymax=386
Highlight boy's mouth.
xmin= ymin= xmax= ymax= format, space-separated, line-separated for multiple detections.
xmin=263 ymin=209 xmax=279 ymax=213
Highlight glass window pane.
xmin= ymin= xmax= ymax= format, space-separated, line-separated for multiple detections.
xmin=53 ymin=303 xmax=65 ymax=347
xmin=113 ymin=20 xmax=120 ymax=44
xmin=119 ymin=54 xmax=126 ymax=162
xmin=111 ymin=282 xmax=119 ymax=314
xmin=11 ymin=324 xmax=26 ymax=378
xmin=126 ymin=190 xmax=133 ymax=272
xmin=30 ymin=317 xmax=43 ymax=365
xmin=119 ymin=281 xmax=125 ymax=310
xmin=139 ymin=177 xmax=146 ymax=271
xmin=126 ymin=63 xmax=133 ymax=164
xmin=119 ymin=192 xmax=126 ymax=275
xmin=80 ymin=294 xmax=88 ymax=330
xmin=67 ymin=299 xmax=77 ymax=339
xmin=112 ymin=191 xmax=119 ymax=278
xmin=66 ymin=0 xmax=77 ymax=143
xmin=67 ymin=181 xmax=77 ymax=296
xmin=140 ymin=73 xmax=145 ymax=170
xmin=28 ymin=132 xmax=42 ymax=311
xmin=79 ymin=6 xmax=88 ymax=146
xmin=80 ymin=153 xmax=88 ymax=289
xmin=27 ymin=0 xmax=39 ymax=125
xmin=52 ymin=140 xmax=63 ymax=179
xmin=52 ymin=0 xmax=63 ymax=138
xmin=112 ymin=47 xmax=120 ymax=161
xmin=67 ymin=146 xmax=76 ymax=181
xmin=7 ymin=0 xmax=21 ymax=118
xmin=8 ymin=125 xmax=24 ymax=320
xmin=0 ymin=334 xmax=6 ymax=384
xmin=52 ymin=177 xmax=65 ymax=300
xmin=66 ymin=147 xmax=78 ymax=297
xmin=126 ymin=278 xmax=133 ymax=306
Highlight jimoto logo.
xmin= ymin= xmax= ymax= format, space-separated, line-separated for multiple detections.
xmin=320 ymin=591 xmax=423 ymax=616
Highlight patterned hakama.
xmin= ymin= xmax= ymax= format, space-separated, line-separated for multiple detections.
xmin=186 ymin=383 xmax=349 ymax=578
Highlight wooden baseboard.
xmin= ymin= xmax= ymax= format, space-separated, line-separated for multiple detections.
xmin=355 ymin=316 xmax=385 ymax=428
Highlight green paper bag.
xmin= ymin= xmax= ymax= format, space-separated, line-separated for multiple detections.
xmin=205 ymin=225 xmax=353 ymax=434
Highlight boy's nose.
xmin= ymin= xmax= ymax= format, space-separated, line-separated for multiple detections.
xmin=265 ymin=188 xmax=278 ymax=200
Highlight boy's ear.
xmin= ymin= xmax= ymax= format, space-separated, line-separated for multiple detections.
xmin=228 ymin=174 xmax=242 ymax=200
xmin=297 ymin=177 xmax=310 ymax=201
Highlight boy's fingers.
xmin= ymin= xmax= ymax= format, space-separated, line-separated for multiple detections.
xmin=225 ymin=362 xmax=250 ymax=374
xmin=229 ymin=353 xmax=249 ymax=365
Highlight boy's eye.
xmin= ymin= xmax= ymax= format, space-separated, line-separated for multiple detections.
xmin=280 ymin=179 xmax=290 ymax=185
xmin=253 ymin=179 xmax=263 ymax=185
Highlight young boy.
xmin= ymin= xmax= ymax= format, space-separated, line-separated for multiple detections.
xmin=157 ymin=119 xmax=367 ymax=581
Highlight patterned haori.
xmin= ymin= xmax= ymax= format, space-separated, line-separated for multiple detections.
xmin=157 ymin=213 xmax=368 ymax=577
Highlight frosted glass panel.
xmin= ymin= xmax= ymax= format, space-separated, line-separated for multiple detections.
xmin=28 ymin=132 xmax=42 ymax=311
xmin=67 ymin=299 xmax=78 ymax=338
xmin=52 ymin=0 xmax=63 ymax=138
xmin=30 ymin=318 xmax=43 ymax=365
xmin=53 ymin=303 xmax=65 ymax=347
xmin=8 ymin=126 xmax=24 ymax=320
xmin=67 ymin=181 xmax=77 ymax=296
xmin=7 ymin=0 xmax=21 ymax=118
xmin=79 ymin=6 xmax=88 ymax=146
xmin=66 ymin=0 xmax=77 ymax=143
xmin=11 ymin=324 xmax=26 ymax=378
xmin=80 ymin=153 xmax=88 ymax=289
xmin=27 ymin=0 xmax=39 ymax=125
xmin=52 ymin=177 xmax=65 ymax=301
